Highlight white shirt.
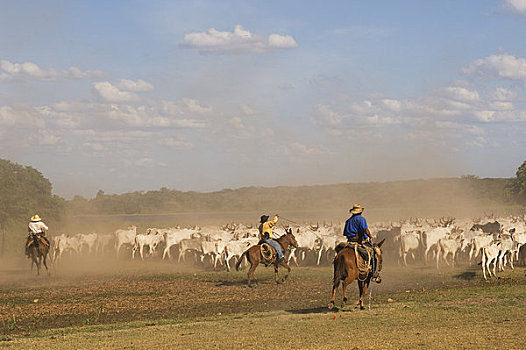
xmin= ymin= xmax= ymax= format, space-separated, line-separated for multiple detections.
xmin=28 ymin=221 xmax=48 ymax=234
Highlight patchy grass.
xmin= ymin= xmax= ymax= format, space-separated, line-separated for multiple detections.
xmin=0 ymin=264 xmax=524 ymax=349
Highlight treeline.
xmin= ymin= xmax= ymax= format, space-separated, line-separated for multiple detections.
xmin=66 ymin=177 xmax=514 ymax=217
xmin=0 ymin=159 xmax=64 ymax=226
xmin=2 ymin=157 xmax=525 ymax=221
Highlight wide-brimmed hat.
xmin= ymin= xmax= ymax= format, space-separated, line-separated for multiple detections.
xmin=260 ymin=215 xmax=269 ymax=223
xmin=349 ymin=204 xmax=364 ymax=214
xmin=30 ymin=214 xmax=42 ymax=222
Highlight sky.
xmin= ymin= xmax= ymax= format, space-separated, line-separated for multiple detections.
xmin=1 ymin=0 xmax=526 ymax=199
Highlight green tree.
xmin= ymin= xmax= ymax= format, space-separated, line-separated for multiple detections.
xmin=0 ymin=159 xmax=64 ymax=225
xmin=508 ymin=160 xmax=526 ymax=204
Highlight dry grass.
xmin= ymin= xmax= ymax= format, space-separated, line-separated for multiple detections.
xmin=1 ymin=264 xmax=525 ymax=349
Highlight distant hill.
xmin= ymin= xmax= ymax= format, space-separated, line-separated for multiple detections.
xmin=66 ymin=177 xmax=517 ymax=221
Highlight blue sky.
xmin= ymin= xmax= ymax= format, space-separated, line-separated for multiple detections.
xmin=1 ymin=0 xmax=526 ymax=198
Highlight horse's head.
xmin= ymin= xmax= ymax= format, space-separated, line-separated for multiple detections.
xmin=282 ymin=228 xmax=299 ymax=248
xmin=373 ymin=238 xmax=385 ymax=272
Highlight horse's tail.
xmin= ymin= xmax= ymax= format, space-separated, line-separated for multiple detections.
xmin=332 ymin=251 xmax=348 ymax=287
xmin=235 ymin=250 xmax=247 ymax=271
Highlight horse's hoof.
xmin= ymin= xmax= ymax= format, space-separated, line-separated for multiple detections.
xmin=328 ymin=301 xmax=335 ymax=310
xmin=360 ymin=305 xmax=365 ymax=310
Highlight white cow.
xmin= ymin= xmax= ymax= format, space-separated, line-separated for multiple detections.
xmin=481 ymin=241 xmax=500 ymax=280
xmin=469 ymin=234 xmax=493 ymax=261
xmin=223 ymin=237 xmax=259 ymax=272
xmin=78 ymin=233 xmax=98 ymax=255
xmin=422 ymin=227 xmax=451 ymax=263
xmin=496 ymin=235 xmax=519 ymax=271
xmin=95 ymin=233 xmax=114 ymax=255
xmin=115 ymin=226 xmax=137 ymax=257
xmin=177 ymin=237 xmax=205 ymax=263
xmin=132 ymin=233 xmax=165 ymax=260
xmin=52 ymin=234 xmax=82 ymax=262
xmin=162 ymin=228 xmax=201 ymax=260
xmin=200 ymin=240 xmax=225 ymax=269
xmin=316 ymin=233 xmax=338 ymax=266
xmin=396 ymin=231 xmax=421 ymax=266
xmin=436 ymin=237 xmax=462 ymax=268
xmin=288 ymin=228 xmax=319 ymax=266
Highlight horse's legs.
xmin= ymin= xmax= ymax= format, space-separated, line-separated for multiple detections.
xmin=358 ymin=280 xmax=370 ymax=310
xmin=36 ymin=256 xmax=41 ymax=276
xmin=247 ymin=262 xmax=258 ymax=287
xmin=43 ymin=254 xmax=49 ymax=274
xmin=341 ymin=279 xmax=349 ymax=308
xmin=328 ymin=279 xmax=340 ymax=309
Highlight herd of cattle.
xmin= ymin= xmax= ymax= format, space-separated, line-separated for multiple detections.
xmin=48 ymin=215 xmax=526 ymax=279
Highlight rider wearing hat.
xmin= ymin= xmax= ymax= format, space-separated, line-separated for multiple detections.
xmin=258 ymin=214 xmax=284 ymax=262
xmin=26 ymin=214 xmax=49 ymax=258
xmin=343 ymin=204 xmax=380 ymax=282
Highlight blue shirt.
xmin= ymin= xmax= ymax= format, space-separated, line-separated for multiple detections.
xmin=343 ymin=215 xmax=369 ymax=240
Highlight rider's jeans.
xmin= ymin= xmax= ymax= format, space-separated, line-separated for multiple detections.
xmin=264 ymin=239 xmax=284 ymax=259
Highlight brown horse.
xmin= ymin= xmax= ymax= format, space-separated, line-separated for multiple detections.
xmin=235 ymin=228 xmax=299 ymax=287
xmin=328 ymin=239 xmax=385 ymax=310
xmin=27 ymin=234 xmax=50 ymax=276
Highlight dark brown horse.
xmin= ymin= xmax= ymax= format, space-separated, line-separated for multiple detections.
xmin=235 ymin=228 xmax=299 ymax=287
xmin=328 ymin=239 xmax=385 ymax=310
xmin=27 ymin=234 xmax=50 ymax=276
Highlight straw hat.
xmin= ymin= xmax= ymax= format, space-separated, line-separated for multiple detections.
xmin=30 ymin=214 xmax=42 ymax=222
xmin=349 ymin=204 xmax=364 ymax=214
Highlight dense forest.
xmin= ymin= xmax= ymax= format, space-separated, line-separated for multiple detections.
xmin=0 ymin=159 xmax=64 ymax=226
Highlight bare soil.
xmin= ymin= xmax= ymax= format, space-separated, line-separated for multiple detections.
xmin=2 ymin=255 xmax=523 ymax=337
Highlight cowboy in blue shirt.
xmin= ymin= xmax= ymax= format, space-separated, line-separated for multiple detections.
xmin=343 ymin=204 xmax=380 ymax=282
xmin=344 ymin=205 xmax=371 ymax=243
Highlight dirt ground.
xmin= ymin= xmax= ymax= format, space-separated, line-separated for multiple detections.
xmin=2 ymin=254 xmax=523 ymax=337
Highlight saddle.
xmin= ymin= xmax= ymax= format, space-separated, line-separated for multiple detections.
xmin=26 ymin=234 xmax=50 ymax=248
xmin=346 ymin=242 xmax=373 ymax=276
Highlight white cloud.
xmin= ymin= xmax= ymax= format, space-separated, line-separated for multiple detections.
xmin=462 ymin=54 xmax=526 ymax=81
xmin=491 ymin=87 xmax=516 ymax=101
xmin=241 ymin=104 xmax=257 ymax=116
xmin=118 ymin=79 xmax=154 ymax=92
xmin=268 ymin=33 xmax=298 ymax=48
xmin=313 ymin=104 xmax=342 ymax=126
xmin=229 ymin=117 xmax=245 ymax=129
xmin=381 ymin=99 xmax=402 ymax=111
xmin=93 ymin=81 xmax=139 ymax=103
xmin=37 ymin=133 xmax=62 ymax=145
xmin=161 ymin=98 xmax=212 ymax=116
xmin=473 ymin=110 xmax=496 ymax=122
xmin=0 ymin=60 xmax=104 ymax=81
xmin=503 ymin=0 xmax=526 ymax=14
xmin=183 ymin=25 xmax=298 ymax=54
xmin=0 ymin=104 xmax=45 ymax=128
xmin=124 ymin=157 xmax=155 ymax=167
xmin=286 ymin=142 xmax=331 ymax=158
xmin=160 ymin=137 xmax=194 ymax=149
xmin=108 ymin=104 xmax=207 ymax=128
xmin=83 ymin=142 xmax=105 ymax=151
xmin=442 ymin=86 xmax=480 ymax=102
